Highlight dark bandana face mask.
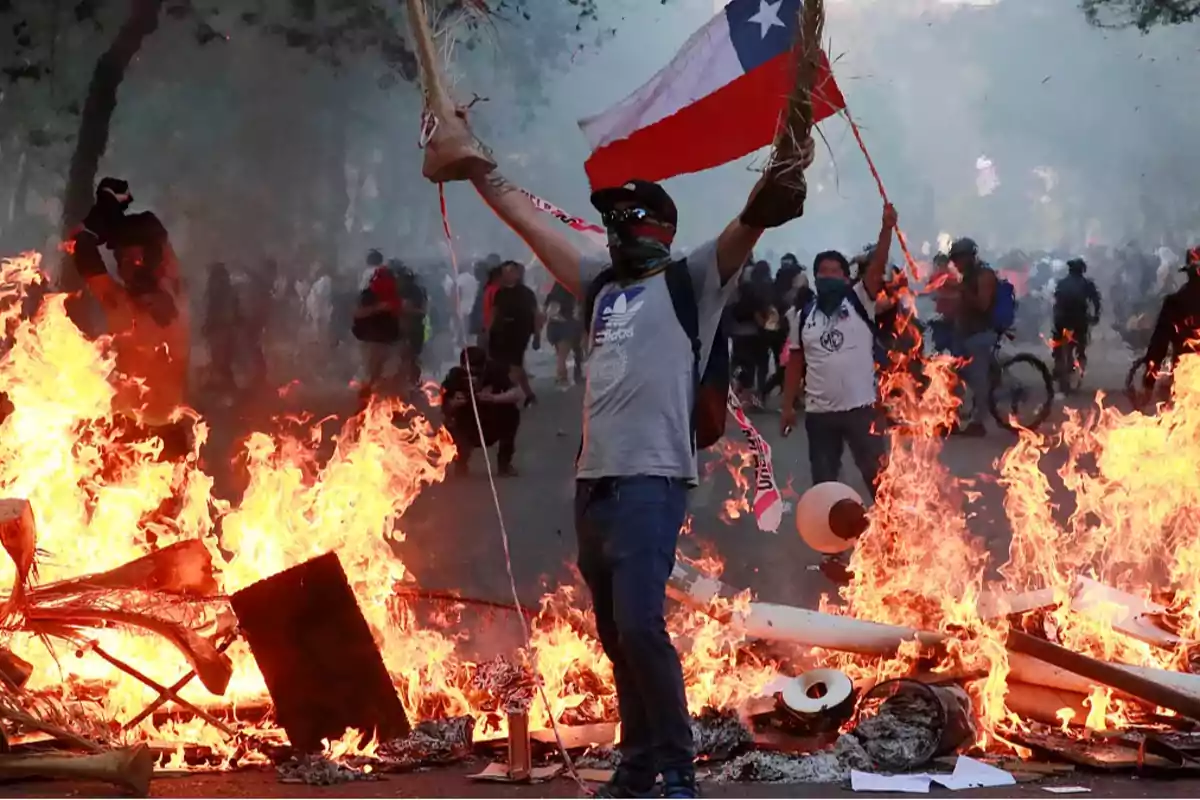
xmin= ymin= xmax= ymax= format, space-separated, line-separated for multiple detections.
xmin=603 ymin=208 xmax=673 ymax=274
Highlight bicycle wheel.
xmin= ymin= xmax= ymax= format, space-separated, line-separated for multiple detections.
xmin=1064 ymin=341 xmax=1085 ymax=395
xmin=989 ymin=352 xmax=1055 ymax=432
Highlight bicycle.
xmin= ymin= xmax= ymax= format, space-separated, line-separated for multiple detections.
xmin=882 ymin=322 xmax=1054 ymax=433
xmin=1052 ymin=323 xmax=1093 ymax=397
xmin=986 ymin=330 xmax=1055 ymax=432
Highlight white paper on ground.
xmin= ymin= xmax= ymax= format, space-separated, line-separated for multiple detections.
xmin=851 ymin=757 xmax=1015 ymax=794
xmin=850 ymin=771 xmax=932 ymax=793
xmin=1043 ymin=787 xmax=1092 ymax=795
xmin=932 ymin=756 xmax=1017 ymax=790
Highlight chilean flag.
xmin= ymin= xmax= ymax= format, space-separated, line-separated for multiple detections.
xmin=579 ymin=0 xmax=845 ymax=190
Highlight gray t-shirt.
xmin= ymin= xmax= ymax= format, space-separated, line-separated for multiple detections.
xmin=575 ymin=240 xmax=734 ymax=482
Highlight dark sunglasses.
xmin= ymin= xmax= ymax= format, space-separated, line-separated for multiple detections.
xmin=601 ymin=207 xmax=653 ymax=226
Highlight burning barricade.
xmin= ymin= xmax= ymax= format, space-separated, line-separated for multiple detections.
xmin=2 ymin=247 xmax=1200 ymax=795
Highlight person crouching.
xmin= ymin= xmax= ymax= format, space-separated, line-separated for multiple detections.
xmin=440 ymin=346 xmax=523 ymax=477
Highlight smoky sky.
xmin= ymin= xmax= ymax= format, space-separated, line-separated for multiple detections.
xmin=442 ymin=0 xmax=1199 ymax=266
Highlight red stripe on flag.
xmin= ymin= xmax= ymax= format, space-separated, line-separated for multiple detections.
xmin=584 ymin=52 xmax=845 ymax=190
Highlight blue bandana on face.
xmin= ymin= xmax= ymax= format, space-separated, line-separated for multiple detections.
xmin=815 ymin=277 xmax=849 ymax=315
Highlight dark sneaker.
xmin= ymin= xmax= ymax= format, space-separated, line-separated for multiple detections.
xmin=593 ymin=769 xmax=656 ymax=799
xmin=497 ymin=463 xmax=519 ymax=478
xmin=661 ymin=769 xmax=700 ymax=799
xmin=524 ymin=393 xmax=538 ymax=408
xmin=453 ymin=458 xmax=469 ymax=477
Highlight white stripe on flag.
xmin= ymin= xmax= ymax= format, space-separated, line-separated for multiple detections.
xmin=577 ymin=11 xmax=742 ymax=152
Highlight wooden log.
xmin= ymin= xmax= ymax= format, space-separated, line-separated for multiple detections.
xmin=1008 ymin=650 xmax=1200 ymax=706
xmin=0 ymin=744 xmax=154 ymax=797
xmin=230 ymin=552 xmax=410 ymax=752
xmin=1007 ymin=629 xmax=1200 ymax=721
xmin=1004 ymin=681 xmax=1090 ymax=728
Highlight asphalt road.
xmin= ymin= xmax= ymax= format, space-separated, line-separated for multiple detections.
xmin=1 ymin=765 xmax=1193 ymax=799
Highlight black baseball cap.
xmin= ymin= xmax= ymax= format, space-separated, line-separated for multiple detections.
xmin=590 ymin=179 xmax=678 ymax=228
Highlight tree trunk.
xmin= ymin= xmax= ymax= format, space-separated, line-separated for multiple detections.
xmin=57 ymin=0 xmax=163 ymax=333
xmin=59 ymin=0 xmax=165 ymax=238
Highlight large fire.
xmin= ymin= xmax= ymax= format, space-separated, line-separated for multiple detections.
xmin=0 ymin=252 xmax=771 ymax=759
xmin=3 ymin=248 xmax=1199 ymax=765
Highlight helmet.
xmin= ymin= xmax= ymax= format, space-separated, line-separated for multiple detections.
xmin=1067 ymin=258 xmax=1087 ymax=275
xmin=948 ymin=237 xmax=979 ymax=263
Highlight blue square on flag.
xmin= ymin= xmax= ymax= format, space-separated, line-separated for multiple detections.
xmin=725 ymin=0 xmax=801 ymax=73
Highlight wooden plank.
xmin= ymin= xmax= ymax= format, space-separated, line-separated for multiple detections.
xmin=230 ymin=552 xmax=410 ymax=752
xmin=1007 ymin=630 xmax=1200 ymax=721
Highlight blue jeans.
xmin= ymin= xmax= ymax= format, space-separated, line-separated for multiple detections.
xmin=953 ymin=331 xmax=998 ymax=425
xmin=805 ymin=405 xmax=886 ymax=500
xmin=575 ymin=476 xmax=693 ymax=778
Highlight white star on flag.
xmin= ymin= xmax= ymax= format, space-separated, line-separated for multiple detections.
xmin=747 ymin=0 xmax=785 ymax=39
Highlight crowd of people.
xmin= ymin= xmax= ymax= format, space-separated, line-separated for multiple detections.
xmin=56 ymin=169 xmax=1200 ymax=800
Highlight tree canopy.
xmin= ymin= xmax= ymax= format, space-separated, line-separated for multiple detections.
xmin=1081 ymin=0 xmax=1200 ymax=30
xmin=0 ymin=0 xmax=631 ymax=257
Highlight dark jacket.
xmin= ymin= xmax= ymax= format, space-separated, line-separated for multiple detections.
xmin=490 ymin=284 xmax=538 ymax=343
xmin=441 ymin=359 xmax=517 ymax=431
xmin=1053 ymin=273 xmax=1102 ymax=324
xmin=1146 ymin=279 xmax=1200 ymax=374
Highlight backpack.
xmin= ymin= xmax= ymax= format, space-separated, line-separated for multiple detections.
xmin=797 ymin=287 xmax=886 ymax=364
xmin=991 ymin=277 xmax=1017 ymax=331
xmin=584 ymin=260 xmax=729 ymax=450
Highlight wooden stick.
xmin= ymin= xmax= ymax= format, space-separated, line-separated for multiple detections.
xmin=403 ymin=0 xmax=496 ymax=182
xmin=120 ymin=635 xmax=236 ymax=732
xmin=405 ymin=0 xmax=452 ymax=122
xmin=79 ymin=643 xmax=235 ymax=737
xmin=1007 ymin=629 xmax=1200 ymax=721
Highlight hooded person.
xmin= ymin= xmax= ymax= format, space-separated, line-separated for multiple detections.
xmin=69 ymin=177 xmax=189 ymax=436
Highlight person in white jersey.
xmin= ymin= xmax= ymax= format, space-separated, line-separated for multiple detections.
xmin=780 ymin=203 xmax=897 ymax=499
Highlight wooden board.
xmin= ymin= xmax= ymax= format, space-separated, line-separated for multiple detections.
xmin=230 ymin=552 xmax=410 ymax=751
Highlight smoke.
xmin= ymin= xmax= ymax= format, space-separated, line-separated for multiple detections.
xmin=11 ymin=0 xmax=1194 ymax=308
